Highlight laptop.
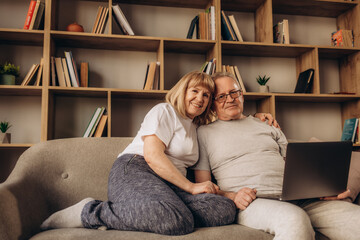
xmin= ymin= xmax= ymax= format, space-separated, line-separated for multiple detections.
xmin=260 ymin=141 xmax=353 ymax=201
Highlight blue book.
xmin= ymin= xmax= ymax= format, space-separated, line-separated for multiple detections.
xmin=341 ymin=118 xmax=359 ymax=142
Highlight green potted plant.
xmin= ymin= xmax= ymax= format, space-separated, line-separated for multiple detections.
xmin=0 ymin=121 xmax=12 ymax=143
xmin=256 ymin=75 xmax=271 ymax=93
xmin=0 ymin=62 xmax=20 ymax=85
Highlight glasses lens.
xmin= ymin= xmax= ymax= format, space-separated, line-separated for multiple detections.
xmin=230 ymin=90 xmax=240 ymax=99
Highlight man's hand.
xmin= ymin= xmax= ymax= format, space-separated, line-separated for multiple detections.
xmin=254 ymin=113 xmax=280 ymax=128
xmin=190 ymin=181 xmax=219 ymax=195
xmin=232 ymin=188 xmax=257 ymax=210
xmin=320 ymin=189 xmax=351 ymax=201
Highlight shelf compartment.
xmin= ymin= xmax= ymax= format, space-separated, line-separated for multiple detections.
xmin=49 ymin=87 xmax=109 ymax=98
xmin=111 ymin=89 xmax=167 ymax=99
xmin=51 ymin=31 xmax=161 ymax=51
xmin=115 ymin=0 xmax=212 ymax=9
xmin=272 ymin=0 xmax=357 ymax=18
xmin=221 ymin=42 xmax=314 ymax=58
xmin=164 ymin=39 xmax=216 ymax=54
xmin=0 ymin=86 xmax=42 ymax=96
xmin=318 ymin=46 xmax=360 ymax=59
xmin=0 ymin=28 xmax=44 ymax=46
xmin=221 ymin=0 xmax=266 ymax=12
xmin=274 ymin=93 xmax=360 ymax=103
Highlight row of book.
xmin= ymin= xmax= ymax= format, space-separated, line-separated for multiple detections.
xmin=91 ymin=4 xmax=135 ymax=35
xmin=20 ymin=58 xmax=44 ymax=86
xmin=23 ymin=0 xmax=45 ymax=30
xmin=143 ymin=62 xmax=160 ymax=90
xmin=221 ymin=65 xmax=247 ymax=92
xmin=220 ymin=11 xmax=243 ymax=41
xmin=273 ymin=19 xmax=290 ymax=44
xmin=50 ymin=51 xmax=88 ymax=87
xmin=341 ymin=118 xmax=360 ymax=143
xmin=331 ymin=29 xmax=354 ymax=47
xmin=201 ymin=58 xmax=217 ymax=75
xmin=187 ymin=6 xmax=216 ymax=40
xmin=83 ymin=107 xmax=108 ymax=138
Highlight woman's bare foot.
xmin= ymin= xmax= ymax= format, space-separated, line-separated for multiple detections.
xmin=40 ymin=197 xmax=94 ymax=230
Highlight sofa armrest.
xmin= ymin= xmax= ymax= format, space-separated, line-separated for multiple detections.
xmin=0 ymin=177 xmax=48 ymax=240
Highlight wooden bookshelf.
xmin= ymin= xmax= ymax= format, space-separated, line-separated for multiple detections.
xmin=1 ymin=0 xmax=360 ymax=171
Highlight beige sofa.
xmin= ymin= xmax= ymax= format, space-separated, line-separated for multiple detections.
xmin=0 ymin=137 xmax=356 ymax=240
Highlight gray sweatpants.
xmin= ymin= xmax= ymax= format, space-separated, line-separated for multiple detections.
xmin=81 ymin=154 xmax=236 ymax=235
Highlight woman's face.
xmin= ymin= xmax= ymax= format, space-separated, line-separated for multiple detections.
xmin=184 ymin=84 xmax=211 ymax=119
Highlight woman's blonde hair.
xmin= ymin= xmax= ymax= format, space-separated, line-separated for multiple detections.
xmin=166 ymin=71 xmax=215 ymax=126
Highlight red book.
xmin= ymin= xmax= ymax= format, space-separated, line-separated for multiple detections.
xmin=24 ymin=0 xmax=37 ymax=30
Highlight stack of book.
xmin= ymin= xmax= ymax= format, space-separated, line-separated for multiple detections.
xmin=273 ymin=19 xmax=290 ymax=44
xmin=220 ymin=11 xmax=243 ymax=41
xmin=221 ymin=65 xmax=246 ymax=92
xmin=91 ymin=6 xmax=109 ymax=34
xmin=331 ymin=29 xmax=354 ymax=47
xmin=20 ymin=58 xmax=44 ymax=86
xmin=83 ymin=107 xmax=108 ymax=138
xmin=50 ymin=51 xmax=89 ymax=87
xmin=200 ymin=58 xmax=216 ymax=75
xmin=112 ymin=4 xmax=135 ymax=35
xmin=23 ymin=0 xmax=45 ymax=30
xmin=143 ymin=62 xmax=160 ymax=90
xmin=187 ymin=6 xmax=216 ymax=40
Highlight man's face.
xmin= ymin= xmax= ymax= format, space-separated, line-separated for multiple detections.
xmin=213 ymin=77 xmax=243 ymax=121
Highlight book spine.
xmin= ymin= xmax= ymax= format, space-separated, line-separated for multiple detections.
xmin=24 ymin=0 xmax=37 ymax=30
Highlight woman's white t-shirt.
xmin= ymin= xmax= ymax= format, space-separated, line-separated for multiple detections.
xmin=120 ymin=103 xmax=199 ymax=176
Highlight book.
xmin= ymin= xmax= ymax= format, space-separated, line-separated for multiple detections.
xmin=32 ymin=0 xmax=45 ymax=30
xmin=143 ymin=62 xmax=157 ymax=90
xmin=29 ymin=0 xmax=40 ymax=30
xmin=198 ymin=12 xmax=207 ymax=40
xmin=220 ymin=11 xmax=235 ymax=41
xmin=186 ymin=15 xmax=199 ymax=39
xmin=21 ymin=64 xmax=39 ymax=85
xmin=209 ymin=6 xmax=215 ymax=41
xmin=34 ymin=57 xmax=44 ymax=86
xmin=152 ymin=62 xmax=160 ymax=90
xmin=294 ymin=68 xmax=314 ymax=93
xmin=92 ymin=6 xmax=103 ymax=33
xmin=112 ymin=4 xmax=135 ymax=35
xmin=273 ymin=19 xmax=290 ymax=44
xmin=50 ymin=56 xmax=57 ymax=86
xmin=234 ymin=66 xmax=246 ymax=92
xmin=83 ymin=107 xmax=106 ymax=137
xmin=80 ymin=62 xmax=89 ymax=87
xmin=97 ymin=7 xmax=109 ymax=34
xmin=64 ymin=51 xmax=79 ymax=87
xmin=94 ymin=115 xmax=108 ymax=137
xmin=23 ymin=0 xmax=37 ymax=30
xmin=228 ymin=15 xmax=243 ymax=42
xmin=62 ymin=58 xmax=72 ymax=87
xmin=54 ymin=57 xmax=66 ymax=87
xmin=331 ymin=29 xmax=354 ymax=47
xmin=341 ymin=118 xmax=359 ymax=142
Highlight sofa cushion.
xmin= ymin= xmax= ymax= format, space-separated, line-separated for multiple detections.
xmin=30 ymin=225 xmax=274 ymax=240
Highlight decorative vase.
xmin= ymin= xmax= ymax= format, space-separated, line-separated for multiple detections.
xmin=259 ymin=85 xmax=269 ymax=93
xmin=0 ymin=132 xmax=11 ymax=143
xmin=0 ymin=74 xmax=16 ymax=85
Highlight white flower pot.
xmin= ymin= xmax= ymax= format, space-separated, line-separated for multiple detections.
xmin=259 ymin=85 xmax=269 ymax=93
xmin=0 ymin=132 xmax=11 ymax=143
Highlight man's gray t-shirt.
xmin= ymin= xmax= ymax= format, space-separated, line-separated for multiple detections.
xmin=194 ymin=116 xmax=288 ymax=197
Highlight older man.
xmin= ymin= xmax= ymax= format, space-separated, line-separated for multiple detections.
xmin=194 ymin=72 xmax=360 ymax=240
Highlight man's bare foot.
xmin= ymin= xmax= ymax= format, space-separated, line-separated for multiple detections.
xmin=40 ymin=197 xmax=94 ymax=230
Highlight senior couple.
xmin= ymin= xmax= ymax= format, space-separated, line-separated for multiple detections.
xmin=41 ymin=71 xmax=360 ymax=239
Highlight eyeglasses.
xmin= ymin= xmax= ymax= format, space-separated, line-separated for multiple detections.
xmin=214 ymin=89 xmax=242 ymax=103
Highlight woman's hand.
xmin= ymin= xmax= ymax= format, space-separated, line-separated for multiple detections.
xmin=320 ymin=189 xmax=351 ymax=201
xmin=254 ymin=113 xmax=280 ymax=128
xmin=190 ymin=181 xmax=219 ymax=195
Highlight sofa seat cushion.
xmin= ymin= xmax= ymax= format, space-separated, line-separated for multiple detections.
xmin=30 ymin=225 xmax=274 ymax=240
